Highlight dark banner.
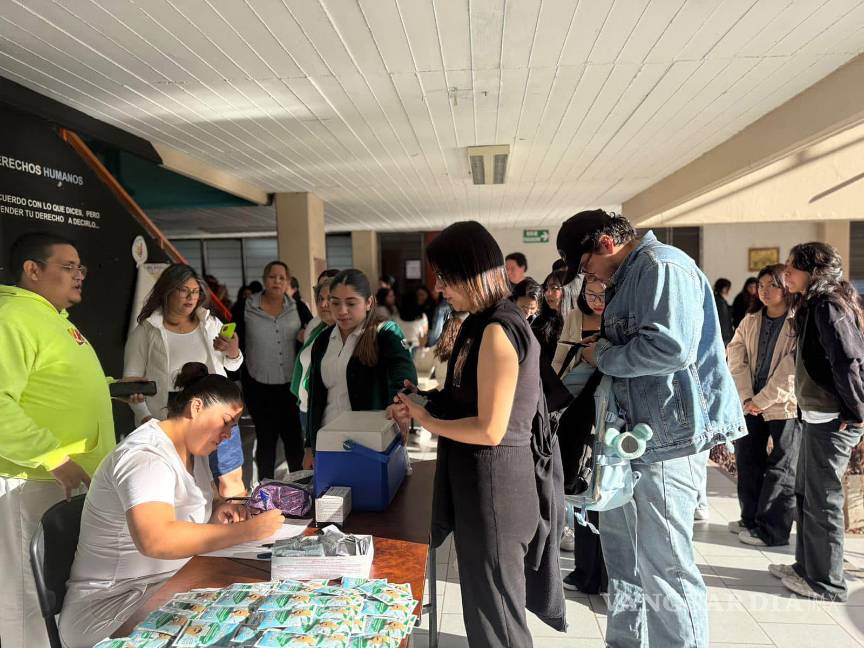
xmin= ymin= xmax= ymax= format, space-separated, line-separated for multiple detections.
xmin=0 ymin=104 xmax=169 ymax=385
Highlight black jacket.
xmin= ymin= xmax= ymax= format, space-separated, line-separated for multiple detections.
xmin=714 ymin=292 xmax=734 ymax=346
xmin=305 ymin=321 xmax=417 ymax=449
xmin=799 ymin=295 xmax=864 ymax=424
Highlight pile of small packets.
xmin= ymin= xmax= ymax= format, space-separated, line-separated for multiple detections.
xmin=94 ymin=577 xmax=419 ymax=648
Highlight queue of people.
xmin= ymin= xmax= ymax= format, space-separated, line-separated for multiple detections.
xmin=3 ymin=213 xmax=864 ymax=648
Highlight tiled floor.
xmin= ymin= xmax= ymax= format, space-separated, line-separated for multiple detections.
xmin=405 ymin=435 xmax=864 ymax=647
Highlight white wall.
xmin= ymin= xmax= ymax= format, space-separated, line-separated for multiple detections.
xmin=701 ymin=222 xmax=819 ymax=292
xmin=487 ymin=225 xmax=563 ymax=282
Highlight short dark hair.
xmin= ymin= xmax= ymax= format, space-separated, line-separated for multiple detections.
xmin=714 ymin=278 xmax=732 ymax=294
xmin=505 ymin=252 xmax=528 ymax=270
xmin=263 ymin=260 xmax=289 ymax=279
xmin=585 ymin=212 xmax=636 ymax=252
xmin=511 ymin=278 xmax=541 ymax=303
xmin=427 ymin=221 xmax=510 ymax=312
xmin=9 ymin=232 xmax=76 ymax=281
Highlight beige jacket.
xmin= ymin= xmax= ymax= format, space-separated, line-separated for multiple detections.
xmin=726 ymin=310 xmax=797 ymax=421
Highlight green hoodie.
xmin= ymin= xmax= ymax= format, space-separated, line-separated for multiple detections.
xmin=0 ymin=285 xmax=115 ymax=480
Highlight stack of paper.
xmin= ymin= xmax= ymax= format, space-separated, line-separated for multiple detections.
xmin=315 ymin=486 xmax=352 ymax=525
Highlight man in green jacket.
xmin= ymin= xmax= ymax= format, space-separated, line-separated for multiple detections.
xmin=0 ymin=233 xmax=115 ymax=648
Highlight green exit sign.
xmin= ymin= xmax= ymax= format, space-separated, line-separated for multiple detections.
xmin=523 ymin=229 xmax=550 ymax=244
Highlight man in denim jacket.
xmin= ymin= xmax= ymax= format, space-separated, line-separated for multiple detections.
xmin=558 ymin=210 xmax=745 ymax=648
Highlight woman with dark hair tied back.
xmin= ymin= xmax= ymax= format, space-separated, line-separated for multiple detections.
xmin=124 ymin=263 xmax=246 ymax=497
xmin=726 ymin=264 xmax=800 ymax=548
xmin=303 ymin=269 xmax=417 ymax=469
xmin=732 ymin=277 xmax=759 ymax=328
xmin=241 ymin=260 xmax=313 ymax=480
xmin=391 ymin=221 xmax=566 ymax=647
xmin=772 ymin=243 xmax=864 ymax=601
xmin=59 ymin=363 xmax=283 ymax=647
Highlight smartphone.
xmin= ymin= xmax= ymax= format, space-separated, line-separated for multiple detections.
xmin=220 ymin=322 xmax=236 ymax=338
xmin=109 ymin=381 xmax=157 ymax=398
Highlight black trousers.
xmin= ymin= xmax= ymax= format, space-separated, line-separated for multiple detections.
xmin=243 ymin=376 xmax=304 ymax=479
xmin=795 ymin=420 xmax=863 ymax=601
xmin=734 ymin=415 xmax=801 ymax=545
xmin=448 ymin=443 xmax=539 ymax=648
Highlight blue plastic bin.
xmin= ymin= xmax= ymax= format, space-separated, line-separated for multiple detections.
xmin=313 ymin=436 xmax=407 ymax=512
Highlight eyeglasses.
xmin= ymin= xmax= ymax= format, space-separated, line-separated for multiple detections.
xmin=175 ymin=287 xmax=202 ymax=298
xmin=584 ymin=291 xmax=606 ymax=305
xmin=578 ymin=252 xmax=594 ymax=278
xmin=435 ymin=272 xmax=448 ymax=288
xmin=37 ymin=260 xmax=87 ymax=278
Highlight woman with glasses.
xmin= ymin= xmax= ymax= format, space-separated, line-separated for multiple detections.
xmin=726 ymin=264 xmax=800 ymax=547
xmin=392 ymin=222 xmax=565 ymax=647
xmin=531 ymin=271 xmax=566 ymax=363
xmin=124 ymin=264 xmax=246 ymax=497
xmin=771 ymin=243 xmax=864 ymax=601
xmin=241 ymin=261 xmax=313 ymax=480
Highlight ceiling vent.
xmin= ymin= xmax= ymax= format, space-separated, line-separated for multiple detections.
xmin=467 ymin=145 xmax=510 ymax=185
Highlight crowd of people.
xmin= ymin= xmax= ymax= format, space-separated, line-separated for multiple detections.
xmin=2 ymin=208 xmax=864 ymax=647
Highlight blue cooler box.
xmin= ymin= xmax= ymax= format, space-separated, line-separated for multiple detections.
xmin=313 ymin=411 xmax=407 ymax=512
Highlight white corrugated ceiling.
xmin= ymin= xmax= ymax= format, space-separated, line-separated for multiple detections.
xmin=2 ymin=0 xmax=864 ymax=231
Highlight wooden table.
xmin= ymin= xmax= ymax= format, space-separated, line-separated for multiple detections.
xmin=115 ymin=460 xmax=438 ymax=647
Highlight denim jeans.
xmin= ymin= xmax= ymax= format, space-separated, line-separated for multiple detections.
xmin=794 ymin=420 xmax=863 ymax=601
xmin=599 ymin=453 xmax=709 ymax=648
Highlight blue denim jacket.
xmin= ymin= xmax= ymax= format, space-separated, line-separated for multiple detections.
xmin=594 ymin=232 xmax=746 ymax=463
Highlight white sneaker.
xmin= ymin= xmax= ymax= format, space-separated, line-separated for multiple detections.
xmin=560 ymin=526 xmax=576 ymax=552
xmin=694 ymin=507 xmax=710 ymax=522
xmin=768 ymin=563 xmax=797 ymax=580
xmin=738 ymin=528 xmax=767 ymax=547
xmin=728 ymin=520 xmax=747 ymax=534
xmin=782 ymin=574 xmax=824 ymax=600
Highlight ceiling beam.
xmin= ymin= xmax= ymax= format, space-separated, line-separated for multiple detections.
xmin=623 ymin=52 xmax=864 ymax=225
xmin=152 ymin=142 xmax=270 ymax=206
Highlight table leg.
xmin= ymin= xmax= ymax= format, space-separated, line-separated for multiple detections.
xmin=426 ymin=545 xmax=438 ymax=648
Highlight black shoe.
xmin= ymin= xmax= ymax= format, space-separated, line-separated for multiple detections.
xmin=562 ymin=570 xmax=581 ymax=592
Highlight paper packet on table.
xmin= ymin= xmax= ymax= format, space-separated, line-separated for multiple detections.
xmin=250 ymin=606 xmax=317 ymax=631
xmin=196 ymin=605 xmax=254 ymax=624
xmin=92 ymin=638 xmax=170 ymax=648
xmin=173 ymin=588 xmax=224 ymax=604
xmin=254 ymin=630 xmax=350 ymax=648
xmin=136 ymin=609 xmax=196 ymax=636
xmin=358 ymin=616 xmax=416 ymax=640
xmin=172 ymin=620 xmax=240 ymax=646
xmin=360 ymin=599 xmax=415 ymax=620
xmin=348 ymin=636 xmax=401 ymax=648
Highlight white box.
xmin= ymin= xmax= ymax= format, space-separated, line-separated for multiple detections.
xmin=270 ymin=536 xmax=374 ymax=581
xmin=316 ymin=486 xmax=352 ymax=525
xmin=315 ymin=411 xmax=398 ymax=453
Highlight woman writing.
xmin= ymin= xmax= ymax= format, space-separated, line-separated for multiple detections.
xmin=124 ymin=264 xmax=245 ymax=496
xmin=241 ymin=261 xmax=312 ymax=479
xmin=772 ymin=243 xmax=864 ymax=601
xmin=59 ymin=364 xmax=284 ymax=647
xmin=303 ymin=269 xmax=417 ymax=469
xmin=726 ymin=264 xmax=799 ymax=547
xmin=392 ymin=221 xmax=563 ymax=647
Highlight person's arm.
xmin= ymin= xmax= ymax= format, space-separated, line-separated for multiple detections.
xmin=379 ymin=324 xmax=419 ymax=403
xmin=0 ymin=318 xmax=67 ymax=470
xmin=751 ymin=323 xmax=797 ymax=412
xmin=812 ymin=300 xmax=864 ymax=424
xmin=593 ymin=262 xmax=701 ymax=377
xmin=126 ymin=503 xmax=283 ymax=559
xmin=123 ymin=324 xmax=154 ymax=422
xmin=726 ymin=318 xmax=755 ymax=404
xmin=396 ymin=324 xmax=519 ymax=446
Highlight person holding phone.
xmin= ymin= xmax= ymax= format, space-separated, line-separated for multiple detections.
xmin=391 ymin=222 xmax=565 ymax=647
xmin=124 ymin=264 xmax=245 ymax=497
xmin=303 ymin=269 xmax=416 ymax=469
xmin=59 ymin=364 xmax=284 ymax=648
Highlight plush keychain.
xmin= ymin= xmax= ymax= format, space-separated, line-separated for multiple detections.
xmin=603 ymin=423 xmax=653 ymax=460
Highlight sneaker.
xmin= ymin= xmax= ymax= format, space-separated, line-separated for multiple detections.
xmin=768 ymin=563 xmax=797 ymax=580
xmin=560 ymin=526 xmax=576 ymax=552
xmin=728 ymin=520 xmax=747 ymax=534
xmin=694 ymin=507 xmax=710 ymax=522
xmin=738 ymin=528 xmax=767 ymax=546
xmin=781 ymin=574 xmax=824 ymax=600
xmin=562 ymin=570 xmax=580 ymax=592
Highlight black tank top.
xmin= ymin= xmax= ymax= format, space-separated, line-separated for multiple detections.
xmin=442 ymin=299 xmax=540 ymax=446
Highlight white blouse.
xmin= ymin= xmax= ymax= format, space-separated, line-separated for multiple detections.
xmin=320 ymin=326 xmax=364 ymax=427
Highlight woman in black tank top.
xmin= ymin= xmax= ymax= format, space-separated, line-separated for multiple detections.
xmin=392 ymin=222 xmax=564 ymax=647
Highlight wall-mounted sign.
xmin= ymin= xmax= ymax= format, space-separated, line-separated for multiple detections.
xmin=405 ymin=259 xmax=422 ymax=280
xmin=523 ymin=228 xmax=549 ymax=244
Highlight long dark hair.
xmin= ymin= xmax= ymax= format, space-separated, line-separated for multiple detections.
xmin=166 ymin=362 xmax=242 ymax=418
xmin=330 ymin=269 xmax=384 ymax=367
xmin=789 ymin=242 xmax=864 ymax=335
xmin=533 ymin=272 xmax=564 ymax=345
xmin=748 ymin=264 xmax=792 ymax=314
xmin=138 ymin=264 xmax=209 ymax=324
